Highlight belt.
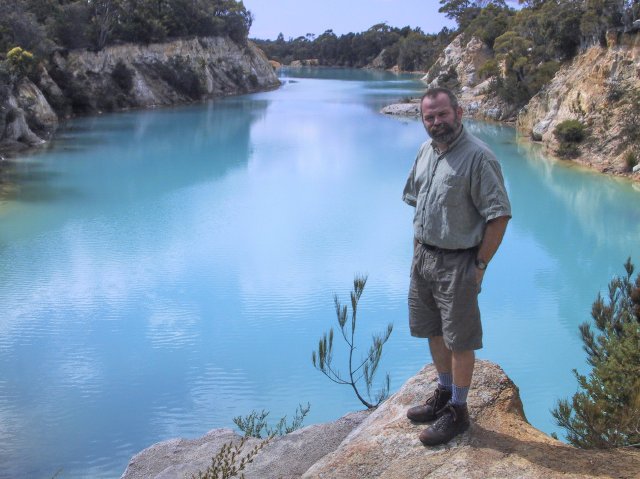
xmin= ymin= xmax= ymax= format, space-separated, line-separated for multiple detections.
xmin=418 ymin=241 xmax=476 ymax=254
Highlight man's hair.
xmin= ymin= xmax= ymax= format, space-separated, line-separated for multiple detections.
xmin=421 ymin=87 xmax=459 ymax=111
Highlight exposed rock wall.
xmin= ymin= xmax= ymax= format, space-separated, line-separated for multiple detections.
xmin=120 ymin=360 xmax=640 ymax=478
xmin=121 ymin=411 xmax=370 ymax=479
xmin=422 ymin=35 xmax=517 ymax=122
xmin=0 ymin=36 xmax=279 ymax=155
xmin=517 ymin=32 xmax=640 ymax=175
xmin=289 ymin=59 xmax=320 ymax=67
xmin=0 ymin=81 xmax=52 ymax=151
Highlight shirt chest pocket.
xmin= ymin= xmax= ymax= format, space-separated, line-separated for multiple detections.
xmin=437 ymin=175 xmax=467 ymax=206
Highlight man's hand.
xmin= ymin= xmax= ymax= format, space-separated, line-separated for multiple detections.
xmin=475 ymin=266 xmax=485 ymax=293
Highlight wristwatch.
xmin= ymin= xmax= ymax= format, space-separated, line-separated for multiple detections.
xmin=475 ymin=258 xmax=488 ymax=270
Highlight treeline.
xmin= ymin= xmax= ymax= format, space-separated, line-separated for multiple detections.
xmin=454 ymin=0 xmax=640 ymax=106
xmin=0 ymin=0 xmax=252 ymax=58
xmin=255 ymin=0 xmax=640 ymax=106
xmin=253 ymin=24 xmax=457 ymax=71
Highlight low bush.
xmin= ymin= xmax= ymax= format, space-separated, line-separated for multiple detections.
xmin=190 ymin=435 xmax=269 ymax=479
xmin=233 ymin=403 xmax=310 ymax=438
xmin=552 ymin=259 xmax=640 ymax=448
xmin=6 ymin=47 xmax=36 ymax=79
xmin=478 ymin=59 xmax=499 ymax=79
xmin=553 ymin=120 xmax=587 ymax=144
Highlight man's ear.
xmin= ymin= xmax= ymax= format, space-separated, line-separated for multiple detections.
xmin=457 ymin=105 xmax=463 ymax=118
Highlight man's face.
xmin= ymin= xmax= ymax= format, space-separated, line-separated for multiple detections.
xmin=421 ymin=93 xmax=463 ymax=145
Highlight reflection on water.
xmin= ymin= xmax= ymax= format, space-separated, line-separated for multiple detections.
xmin=0 ymin=69 xmax=639 ymax=479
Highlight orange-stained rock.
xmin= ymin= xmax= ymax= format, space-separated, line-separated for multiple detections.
xmin=518 ymin=33 xmax=640 ymax=176
xmin=303 ymin=360 xmax=640 ymax=479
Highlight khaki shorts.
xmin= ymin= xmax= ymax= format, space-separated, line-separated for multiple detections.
xmin=408 ymin=244 xmax=482 ymax=351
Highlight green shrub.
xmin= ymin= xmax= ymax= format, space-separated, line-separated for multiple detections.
xmin=312 ymin=275 xmax=393 ymax=409
xmin=489 ymin=75 xmax=531 ymax=107
xmin=190 ymin=435 xmax=270 ymax=479
xmin=233 ymin=403 xmax=310 ymax=438
xmin=478 ymin=59 xmax=499 ymax=79
xmin=552 ymin=259 xmax=640 ymax=448
xmin=6 ymin=47 xmax=36 ymax=78
xmin=553 ymin=120 xmax=587 ymax=144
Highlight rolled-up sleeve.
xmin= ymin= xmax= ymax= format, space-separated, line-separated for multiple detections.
xmin=472 ymin=153 xmax=511 ymax=222
xmin=403 ymin=144 xmax=428 ymax=207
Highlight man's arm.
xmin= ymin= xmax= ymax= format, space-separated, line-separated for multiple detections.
xmin=475 ymin=215 xmax=510 ymax=284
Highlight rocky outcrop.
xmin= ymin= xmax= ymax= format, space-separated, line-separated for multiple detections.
xmin=50 ymin=36 xmax=279 ymax=113
xmin=518 ymin=32 xmax=640 ymax=175
xmin=120 ymin=361 xmax=640 ymax=478
xmin=121 ymin=411 xmax=370 ymax=479
xmin=379 ymin=35 xmax=516 ymax=122
xmin=0 ymin=36 xmax=280 ymax=155
xmin=289 ymin=59 xmax=320 ymax=67
xmin=381 ymin=99 xmax=420 ymax=118
xmin=422 ymin=35 xmax=517 ymax=122
xmin=0 ymin=79 xmax=54 ymax=153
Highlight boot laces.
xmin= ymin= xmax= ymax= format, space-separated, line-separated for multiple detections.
xmin=435 ymin=403 xmax=458 ymax=424
xmin=424 ymin=388 xmax=440 ymax=406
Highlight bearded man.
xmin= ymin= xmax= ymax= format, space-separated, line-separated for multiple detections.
xmin=402 ymin=87 xmax=511 ymax=446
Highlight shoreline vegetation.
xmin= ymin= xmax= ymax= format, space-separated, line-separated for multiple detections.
xmin=0 ymin=0 xmax=271 ymax=160
xmin=3 ymin=1 xmax=640 ymax=182
xmin=253 ymin=0 xmax=640 ymax=181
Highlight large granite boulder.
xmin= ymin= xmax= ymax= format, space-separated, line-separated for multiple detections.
xmin=121 ymin=360 xmax=640 ymax=478
xmin=121 ymin=411 xmax=369 ymax=479
xmin=303 ymin=360 xmax=640 ymax=478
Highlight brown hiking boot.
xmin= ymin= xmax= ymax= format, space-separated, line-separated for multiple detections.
xmin=406 ymin=386 xmax=452 ymax=423
xmin=419 ymin=402 xmax=470 ymax=446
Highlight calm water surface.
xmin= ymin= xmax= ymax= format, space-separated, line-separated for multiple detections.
xmin=1 ymin=68 xmax=639 ymax=478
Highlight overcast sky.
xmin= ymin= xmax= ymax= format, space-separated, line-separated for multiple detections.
xmin=244 ymin=0 xmax=456 ymax=40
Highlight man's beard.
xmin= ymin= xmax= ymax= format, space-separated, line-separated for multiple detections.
xmin=427 ymin=119 xmax=461 ymax=145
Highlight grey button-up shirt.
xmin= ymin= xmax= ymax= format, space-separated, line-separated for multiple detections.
xmin=402 ymin=126 xmax=511 ymax=250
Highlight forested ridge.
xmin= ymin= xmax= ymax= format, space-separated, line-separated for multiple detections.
xmin=0 ymin=0 xmax=252 ymax=61
xmin=0 ymin=0 xmax=278 ymax=153
xmin=253 ymin=25 xmax=457 ymax=72
xmin=3 ymin=0 xmax=639 ymax=103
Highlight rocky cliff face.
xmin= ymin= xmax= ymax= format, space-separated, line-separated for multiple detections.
xmin=518 ymin=32 xmax=640 ymax=175
xmin=0 ymin=36 xmax=279 ymax=155
xmin=0 ymin=79 xmax=55 ymax=151
xmin=120 ymin=360 xmax=640 ymax=479
xmin=422 ymin=35 xmax=517 ymax=122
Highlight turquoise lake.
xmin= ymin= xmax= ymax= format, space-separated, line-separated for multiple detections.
xmin=1 ymin=67 xmax=640 ymax=478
